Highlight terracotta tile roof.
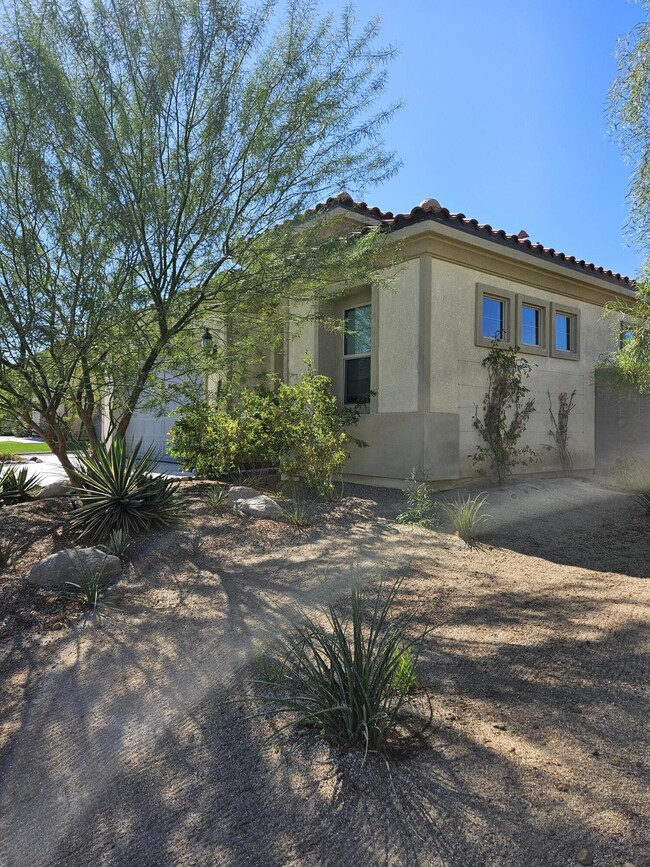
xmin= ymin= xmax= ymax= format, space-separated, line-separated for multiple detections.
xmin=313 ymin=193 xmax=633 ymax=289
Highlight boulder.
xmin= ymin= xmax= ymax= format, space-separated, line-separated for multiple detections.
xmin=227 ymin=485 xmax=284 ymax=520
xmin=27 ymin=547 xmax=122 ymax=590
xmin=226 ymin=485 xmax=262 ymax=506
xmin=36 ymin=479 xmax=74 ymax=499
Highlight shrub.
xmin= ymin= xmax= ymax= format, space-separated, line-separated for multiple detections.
xmin=439 ymin=492 xmax=491 ymax=546
xmin=0 ymin=465 xmax=41 ymax=505
xmin=70 ymin=438 xmax=184 ymax=540
xmin=473 ymin=344 xmax=537 ymax=484
xmin=255 ymin=579 xmax=422 ymax=758
xmin=169 ymin=363 xmax=363 ymax=496
xmin=397 ymin=470 xmax=436 ymax=528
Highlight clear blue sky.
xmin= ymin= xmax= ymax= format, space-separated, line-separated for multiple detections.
xmin=321 ymin=0 xmax=645 ymax=279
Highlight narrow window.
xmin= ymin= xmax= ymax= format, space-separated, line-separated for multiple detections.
xmin=521 ymin=304 xmax=542 ymax=346
xmin=482 ymin=296 xmax=505 ymax=341
xmin=555 ymin=313 xmax=573 ymax=352
xmin=344 ymin=304 xmax=371 ymax=404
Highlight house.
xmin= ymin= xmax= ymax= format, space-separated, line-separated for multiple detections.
xmin=275 ymin=194 xmax=634 ymax=488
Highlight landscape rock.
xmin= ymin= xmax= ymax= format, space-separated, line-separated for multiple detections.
xmin=27 ymin=547 xmax=122 ymax=590
xmin=577 ymin=849 xmax=594 ymax=866
xmin=36 ymin=479 xmax=74 ymax=499
xmin=226 ymin=486 xmax=262 ymax=506
xmin=226 ymin=485 xmax=285 ymax=520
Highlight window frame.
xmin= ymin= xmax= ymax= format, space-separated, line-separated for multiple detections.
xmin=343 ymin=302 xmax=372 ymax=406
xmin=516 ymin=294 xmax=550 ymax=357
xmin=550 ymin=302 xmax=580 ymax=360
xmin=475 ymin=284 xmax=515 ymax=349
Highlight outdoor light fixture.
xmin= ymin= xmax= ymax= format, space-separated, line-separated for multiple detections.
xmin=201 ymin=328 xmax=213 ymax=351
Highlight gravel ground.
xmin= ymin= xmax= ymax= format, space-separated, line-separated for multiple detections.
xmin=0 ymin=477 xmax=648 ymax=867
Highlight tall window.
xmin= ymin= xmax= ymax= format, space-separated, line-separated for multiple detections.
xmin=482 ymin=296 xmax=505 ymax=340
xmin=521 ymin=304 xmax=542 ymax=346
xmin=554 ymin=313 xmax=574 ymax=352
xmin=344 ymin=304 xmax=371 ymax=404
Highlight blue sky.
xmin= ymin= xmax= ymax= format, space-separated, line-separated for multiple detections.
xmin=321 ymin=0 xmax=645 ymax=279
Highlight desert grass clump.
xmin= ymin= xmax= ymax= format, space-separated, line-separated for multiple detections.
xmin=439 ymin=492 xmax=491 ymax=546
xmin=397 ymin=470 xmax=436 ymax=529
xmin=60 ymin=563 xmax=118 ymax=620
xmin=70 ymin=439 xmax=183 ymax=540
xmin=256 ymin=579 xmax=422 ymax=759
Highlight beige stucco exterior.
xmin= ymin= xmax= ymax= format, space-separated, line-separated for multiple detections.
xmin=283 ymin=215 xmax=634 ymax=488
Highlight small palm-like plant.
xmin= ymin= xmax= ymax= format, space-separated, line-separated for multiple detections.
xmin=439 ymin=492 xmax=491 ymax=546
xmin=70 ymin=438 xmax=184 ymax=540
xmin=0 ymin=465 xmax=41 ymax=505
xmin=256 ymin=579 xmax=422 ymax=759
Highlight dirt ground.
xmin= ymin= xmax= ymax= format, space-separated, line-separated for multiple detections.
xmin=0 ymin=477 xmax=648 ymax=867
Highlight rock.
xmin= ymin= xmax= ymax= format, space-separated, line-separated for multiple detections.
xmin=36 ymin=479 xmax=74 ymax=499
xmin=493 ymin=723 xmax=507 ymax=731
xmin=226 ymin=486 xmax=262 ymax=506
xmin=27 ymin=547 xmax=122 ymax=590
xmin=232 ymin=494 xmax=284 ymax=521
xmin=577 ymin=849 xmax=593 ymax=866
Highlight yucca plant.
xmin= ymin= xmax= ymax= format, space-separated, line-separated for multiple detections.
xmin=206 ymin=485 xmax=228 ymax=513
xmin=255 ymin=579 xmax=423 ymax=759
xmin=189 ymin=530 xmax=203 ymax=555
xmin=69 ymin=438 xmax=184 ymax=540
xmin=278 ymin=497 xmax=311 ymax=531
xmin=60 ymin=569 xmax=117 ymax=620
xmin=0 ymin=535 xmax=23 ymax=570
xmin=0 ymin=465 xmax=41 ymax=505
xmin=102 ymin=529 xmax=133 ymax=559
xmin=438 ymin=492 xmax=491 ymax=546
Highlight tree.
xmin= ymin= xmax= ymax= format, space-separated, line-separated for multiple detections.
xmin=606 ymin=1 xmax=650 ymax=389
xmin=0 ymin=0 xmax=398 ymax=480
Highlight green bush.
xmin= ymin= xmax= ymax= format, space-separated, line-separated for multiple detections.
xmin=397 ymin=470 xmax=436 ymax=528
xmin=255 ymin=579 xmax=422 ymax=758
xmin=70 ymin=438 xmax=184 ymax=540
xmin=169 ymin=365 xmax=361 ymax=496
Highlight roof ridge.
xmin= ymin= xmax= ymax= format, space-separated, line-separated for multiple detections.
xmin=311 ymin=193 xmax=632 ymax=287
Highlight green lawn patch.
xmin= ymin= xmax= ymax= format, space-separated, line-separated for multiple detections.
xmin=0 ymin=439 xmax=51 ymax=456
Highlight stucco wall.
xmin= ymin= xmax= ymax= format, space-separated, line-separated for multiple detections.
xmin=285 ymin=235 xmax=624 ymax=487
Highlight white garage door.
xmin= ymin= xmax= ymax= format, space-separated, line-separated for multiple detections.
xmin=125 ymin=408 xmax=176 ymax=459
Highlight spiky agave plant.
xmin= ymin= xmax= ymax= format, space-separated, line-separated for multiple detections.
xmin=0 ymin=465 xmax=41 ymax=505
xmin=70 ymin=439 xmax=184 ymax=540
xmin=256 ymin=579 xmax=423 ymax=759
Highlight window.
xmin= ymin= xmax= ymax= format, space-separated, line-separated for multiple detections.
xmin=550 ymin=303 xmax=580 ymax=359
xmin=620 ymin=322 xmax=634 ymax=348
xmin=475 ymin=285 xmax=515 ymax=348
xmin=516 ymin=295 xmax=549 ymax=356
xmin=343 ymin=303 xmax=371 ymax=404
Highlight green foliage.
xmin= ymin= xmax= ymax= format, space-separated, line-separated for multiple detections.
xmin=189 ymin=531 xmax=203 ymax=556
xmin=473 ymin=344 xmax=537 ymax=485
xmin=70 ymin=439 xmax=184 ymax=540
xmin=170 ymin=365 xmax=361 ymax=497
xmin=439 ymin=492 xmax=491 ymax=547
xmin=60 ymin=565 xmax=118 ymax=619
xmin=206 ymin=485 xmax=228 ymax=513
xmin=0 ymin=465 xmax=41 ymax=505
xmin=102 ymin=529 xmax=133 ymax=560
xmin=547 ymin=390 xmax=577 ymax=475
xmin=169 ymin=389 xmax=282 ymax=478
xmin=0 ymin=0 xmax=397 ymax=477
xmin=278 ymin=497 xmax=312 ymax=531
xmin=0 ymin=536 xmax=23 ymax=570
xmin=397 ymin=470 xmax=436 ymax=529
xmin=255 ymin=579 xmax=422 ymax=758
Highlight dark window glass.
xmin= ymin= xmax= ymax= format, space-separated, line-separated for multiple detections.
xmin=345 ymin=356 xmax=371 ymax=404
xmin=521 ymin=305 xmax=541 ymax=346
xmin=344 ymin=304 xmax=371 ymax=355
xmin=555 ymin=313 xmax=572 ymax=351
xmin=482 ymin=296 xmax=505 ymax=340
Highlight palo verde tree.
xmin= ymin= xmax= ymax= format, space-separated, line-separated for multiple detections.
xmin=606 ymin=1 xmax=650 ymax=388
xmin=0 ymin=0 xmax=398 ymax=481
